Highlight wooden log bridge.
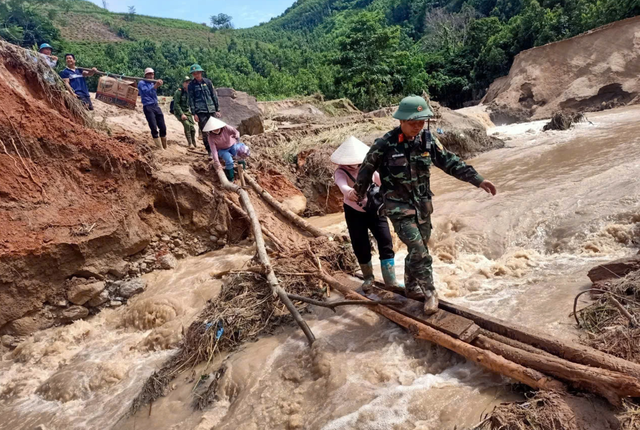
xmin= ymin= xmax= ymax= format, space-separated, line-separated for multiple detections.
xmin=310 ymin=272 xmax=640 ymax=405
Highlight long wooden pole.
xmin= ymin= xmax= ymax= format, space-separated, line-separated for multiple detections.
xmin=316 ymin=271 xmax=566 ymax=392
xmin=222 ymin=194 xmax=286 ymax=252
xmin=438 ymin=299 xmax=640 ymax=379
xmin=79 ymin=67 xmax=160 ymax=83
xmin=215 ymin=169 xmax=315 ymax=345
xmin=244 ymin=174 xmax=328 ymax=238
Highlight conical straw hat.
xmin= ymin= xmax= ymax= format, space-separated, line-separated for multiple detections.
xmin=330 ymin=136 xmax=370 ymax=165
xmin=202 ymin=117 xmax=227 ymax=132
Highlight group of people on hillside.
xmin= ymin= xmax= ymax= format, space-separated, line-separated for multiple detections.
xmin=38 ymin=44 xmax=497 ymax=315
xmin=37 ymin=44 xmax=248 ymax=179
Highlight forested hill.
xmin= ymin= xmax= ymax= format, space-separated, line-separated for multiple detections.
xmin=1 ymin=0 xmax=638 ymax=109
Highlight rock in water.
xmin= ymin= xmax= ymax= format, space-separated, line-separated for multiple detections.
xmin=217 ymin=88 xmax=264 ymax=136
xmin=87 ymin=290 xmax=110 ymax=307
xmin=119 ymin=278 xmax=148 ymax=298
xmin=67 ymin=281 xmax=106 ymax=305
xmin=60 ymin=306 xmax=89 ymax=322
xmin=157 ymin=253 xmax=178 ymax=270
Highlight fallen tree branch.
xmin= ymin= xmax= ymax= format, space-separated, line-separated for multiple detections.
xmin=222 ymin=194 xmax=286 ymax=252
xmin=244 ymin=173 xmax=328 ymax=238
xmin=609 ymin=296 xmax=638 ymax=328
xmin=215 ymin=168 xmax=315 ymax=346
xmin=287 ymin=293 xmax=401 ymax=311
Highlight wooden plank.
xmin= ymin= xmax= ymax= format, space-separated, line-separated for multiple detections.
xmin=361 ymin=276 xmax=640 ymax=380
xmin=356 ymin=284 xmax=480 ymax=342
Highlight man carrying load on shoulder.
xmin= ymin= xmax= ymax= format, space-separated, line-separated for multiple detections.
xmin=354 ymin=95 xmax=497 ymax=315
xmin=59 ymin=54 xmax=97 ymax=110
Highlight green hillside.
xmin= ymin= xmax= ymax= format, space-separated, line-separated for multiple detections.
xmin=1 ymin=0 xmax=639 ymax=109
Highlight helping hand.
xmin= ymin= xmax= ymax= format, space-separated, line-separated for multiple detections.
xmin=194 ymin=115 xmax=199 ymax=123
xmin=181 ymin=114 xmax=187 ymax=121
xmin=214 ymin=112 xmax=222 ymax=118
xmin=479 ymin=180 xmax=497 ymax=196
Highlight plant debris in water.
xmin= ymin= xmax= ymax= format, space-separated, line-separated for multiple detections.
xmin=575 ymin=271 xmax=640 ymax=363
xmin=543 ymin=112 xmax=586 ymax=131
xmin=129 ymin=238 xmax=357 ymax=414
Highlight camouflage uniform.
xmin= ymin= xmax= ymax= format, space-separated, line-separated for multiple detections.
xmin=354 ymin=127 xmax=484 ymax=293
xmin=172 ymin=87 xmax=196 ymax=148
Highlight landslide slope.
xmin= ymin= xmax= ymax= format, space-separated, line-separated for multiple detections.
xmin=484 ymin=16 xmax=640 ymax=122
xmin=0 ymin=43 xmax=225 ymax=334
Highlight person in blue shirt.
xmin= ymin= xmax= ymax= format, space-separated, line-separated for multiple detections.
xmin=59 ymin=54 xmax=97 ymax=110
xmin=38 ymin=43 xmax=58 ymax=68
xmin=138 ymin=67 xmax=166 ymax=150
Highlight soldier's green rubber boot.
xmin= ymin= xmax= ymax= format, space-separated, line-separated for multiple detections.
xmin=380 ymin=258 xmax=403 ymax=288
xmin=423 ymin=289 xmax=439 ymax=315
xmin=360 ymin=261 xmax=375 ymax=288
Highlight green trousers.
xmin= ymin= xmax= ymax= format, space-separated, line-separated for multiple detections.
xmin=389 ymin=214 xmax=434 ymax=291
xmin=177 ymin=114 xmax=196 ymax=147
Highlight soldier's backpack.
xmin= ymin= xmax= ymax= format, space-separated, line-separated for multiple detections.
xmin=339 ymin=168 xmax=384 ymax=215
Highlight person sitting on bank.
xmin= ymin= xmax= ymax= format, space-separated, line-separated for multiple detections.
xmin=59 ymin=54 xmax=97 ymax=110
xmin=332 ymin=136 xmax=400 ymax=289
xmin=203 ymin=118 xmax=250 ymax=181
xmin=173 ymin=76 xmax=197 ymax=150
xmin=138 ymin=67 xmax=167 ymax=150
xmin=38 ymin=43 xmax=58 ymax=68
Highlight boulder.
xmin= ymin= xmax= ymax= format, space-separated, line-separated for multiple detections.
xmin=157 ymin=253 xmax=178 ymax=270
xmin=87 ymin=290 xmax=110 ymax=307
xmin=60 ymin=306 xmax=89 ymax=322
xmin=119 ymin=278 xmax=147 ymax=298
xmin=217 ymin=88 xmax=264 ymax=136
xmin=67 ymin=281 xmax=106 ymax=305
xmin=588 ymin=255 xmax=640 ymax=283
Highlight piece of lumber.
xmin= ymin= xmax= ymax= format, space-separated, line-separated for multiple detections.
xmin=317 ymin=271 xmax=566 ymax=392
xmin=358 ymin=284 xmax=480 ymax=342
xmin=215 ymin=169 xmax=315 ymax=346
xmin=244 ymin=174 xmax=328 ymax=238
xmin=474 ymin=334 xmax=640 ymax=405
xmin=79 ymin=67 xmax=159 ymax=83
xmin=437 ymin=297 xmax=640 ymax=379
xmin=359 ymin=276 xmax=640 ymax=380
xmin=287 ymin=293 xmax=401 ymax=310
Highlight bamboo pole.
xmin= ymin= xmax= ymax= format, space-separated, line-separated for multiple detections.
xmin=215 ymin=169 xmax=315 ymax=345
xmin=79 ymin=68 xmax=160 ymax=83
xmin=316 ymin=271 xmax=566 ymax=392
xmin=244 ymin=174 xmax=328 ymax=238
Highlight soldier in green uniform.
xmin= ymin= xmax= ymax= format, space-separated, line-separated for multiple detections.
xmin=354 ymin=95 xmax=497 ymax=314
xmin=188 ymin=64 xmax=222 ymax=155
xmin=173 ymin=76 xmax=197 ymax=149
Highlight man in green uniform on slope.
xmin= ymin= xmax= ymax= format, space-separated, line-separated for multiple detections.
xmin=354 ymin=95 xmax=497 ymax=314
xmin=173 ymin=76 xmax=197 ymax=149
xmin=187 ymin=64 xmax=221 ymax=155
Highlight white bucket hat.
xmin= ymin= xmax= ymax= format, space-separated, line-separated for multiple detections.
xmin=144 ymin=67 xmax=154 ymax=75
xmin=202 ymin=117 xmax=227 ymax=132
xmin=330 ymin=136 xmax=370 ymax=165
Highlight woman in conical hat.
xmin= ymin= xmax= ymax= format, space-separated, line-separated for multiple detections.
xmin=203 ymin=118 xmax=250 ymax=182
xmin=332 ymin=136 xmax=400 ymax=289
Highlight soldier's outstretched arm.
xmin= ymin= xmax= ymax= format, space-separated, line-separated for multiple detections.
xmin=431 ymin=136 xmax=484 ymax=187
xmin=354 ymin=138 xmax=385 ymax=198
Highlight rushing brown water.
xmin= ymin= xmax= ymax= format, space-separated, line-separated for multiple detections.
xmin=1 ymin=106 xmax=639 ymax=430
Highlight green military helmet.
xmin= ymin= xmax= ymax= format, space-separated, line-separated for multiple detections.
xmin=189 ymin=64 xmax=204 ymax=74
xmin=183 ymin=76 xmax=191 ymax=82
xmin=393 ymin=95 xmax=434 ymax=121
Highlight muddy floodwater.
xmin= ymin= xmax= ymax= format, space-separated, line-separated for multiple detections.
xmin=1 ymin=106 xmax=639 ymax=430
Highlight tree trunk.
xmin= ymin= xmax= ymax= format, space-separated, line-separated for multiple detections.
xmin=244 ymin=174 xmax=328 ymax=238
xmin=215 ymin=169 xmax=315 ymax=346
xmin=316 ymin=271 xmax=566 ymax=392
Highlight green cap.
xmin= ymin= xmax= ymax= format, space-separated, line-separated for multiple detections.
xmin=393 ymin=95 xmax=434 ymax=121
xmin=189 ymin=64 xmax=204 ymax=74
xmin=183 ymin=76 xmax=191 ymax=82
